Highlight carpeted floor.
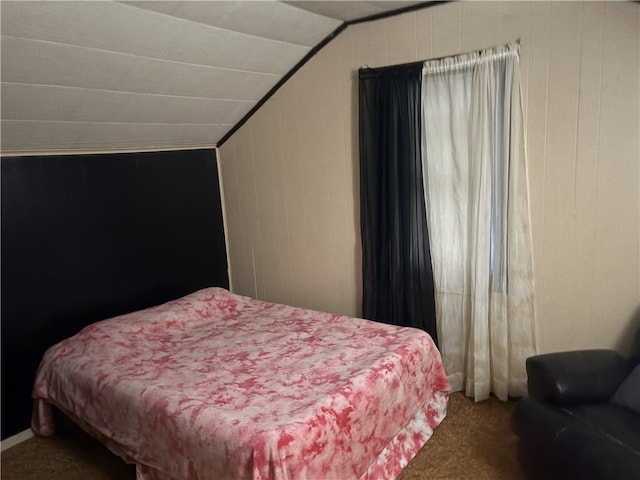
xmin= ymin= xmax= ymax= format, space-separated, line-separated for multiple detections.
xmin=1 ymin=392 xmax=524 ymax=479
xmin=398 ymin=393 xmax=524 ymax=480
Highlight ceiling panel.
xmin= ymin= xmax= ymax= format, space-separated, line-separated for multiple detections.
xmin=0 ymin=0 xmax=432 ymax=155
xmin=1 ymin=121 xmax=85 ymax=152
xmin=1 ymin=37 xmax=280 ymax=100
xmin=284 ymin=1 xmax=423 ymax=22
xmin=77 ymin=123 xmax=232 ymax=149
xmin=2 ymin=121 xmax=232 ymax=153
xmin=1 ymin=1 xmax=309 ymax=74
xmin=1 ymin=84 xmax=255 ymax=125
xmin=125 ymin=1 xmax=342 ymax=47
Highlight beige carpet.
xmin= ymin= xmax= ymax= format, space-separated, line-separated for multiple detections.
xmin=2 ymin=393 xmax=524 ymax=479
xmin=399 ymin=393 xmax=524 ymax=480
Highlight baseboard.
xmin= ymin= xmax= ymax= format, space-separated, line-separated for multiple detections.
xmin=1 ymin=429 xmax=34 ymax=451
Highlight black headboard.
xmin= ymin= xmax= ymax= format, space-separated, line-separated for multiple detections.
xmin=1 ymin=148 xmax=229 ymax=439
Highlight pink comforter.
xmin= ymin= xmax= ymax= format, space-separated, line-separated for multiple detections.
xmin=32 ymin=288 xmax=449 ymax=480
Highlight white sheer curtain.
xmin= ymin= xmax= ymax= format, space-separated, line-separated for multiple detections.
xmin=421 ymin=43 xmax=536 ymax=401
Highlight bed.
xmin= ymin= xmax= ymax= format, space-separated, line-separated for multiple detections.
xmin=32 ymin=287 xmax=450 ymax=480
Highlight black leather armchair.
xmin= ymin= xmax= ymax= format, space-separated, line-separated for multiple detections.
xmin=511 ymin=328 xmax=640 ymax=479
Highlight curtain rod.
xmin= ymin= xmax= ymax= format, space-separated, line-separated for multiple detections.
xmin=359 ymin=40 xmax=521 ymax=75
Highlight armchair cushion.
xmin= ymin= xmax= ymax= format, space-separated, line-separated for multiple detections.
xmin=568 ymin=403 xmax=640 ymax=454
xmin=611 ymin=365 xmax=640 ymax=414
xmin=526 ymin=349 xmax=631 ymax=405
xmin=513 ymin=398 xmax=640 ymax=480
xmin=551 ymin=408 xmax=640 ymax=480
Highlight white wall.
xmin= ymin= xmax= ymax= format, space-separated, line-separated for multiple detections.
xmin=219 ymin=1 xmax=640 ymax=355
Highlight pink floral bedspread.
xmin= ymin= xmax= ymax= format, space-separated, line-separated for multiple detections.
xmin=32 ymin=288 xmax=449 ymax=480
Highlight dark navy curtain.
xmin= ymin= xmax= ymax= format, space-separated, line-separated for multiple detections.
xmin=358 ymin=64 xmax=438 ymax=346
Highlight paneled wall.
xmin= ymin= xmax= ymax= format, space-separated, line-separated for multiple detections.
xmin=1 ymin=149 xmax=228 ymax=438
xmin=219 ymin=2 xmax=639 ymax=355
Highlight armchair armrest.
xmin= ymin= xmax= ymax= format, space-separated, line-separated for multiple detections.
xmin=526 ymin=350 xmax=631 ymax=405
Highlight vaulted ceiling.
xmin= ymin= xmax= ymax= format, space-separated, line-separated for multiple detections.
xmin=0 ymin=1 xmax=426 ymax=155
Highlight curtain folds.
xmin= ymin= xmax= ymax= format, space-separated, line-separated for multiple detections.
xmin=421 ymin=43 xmax=536 ymax=401
xmin=358 ymin=64 xmax=439 ymax=346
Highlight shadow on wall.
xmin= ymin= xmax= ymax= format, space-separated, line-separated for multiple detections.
xmin=617 ymin=305 xmax=640 ymax=356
